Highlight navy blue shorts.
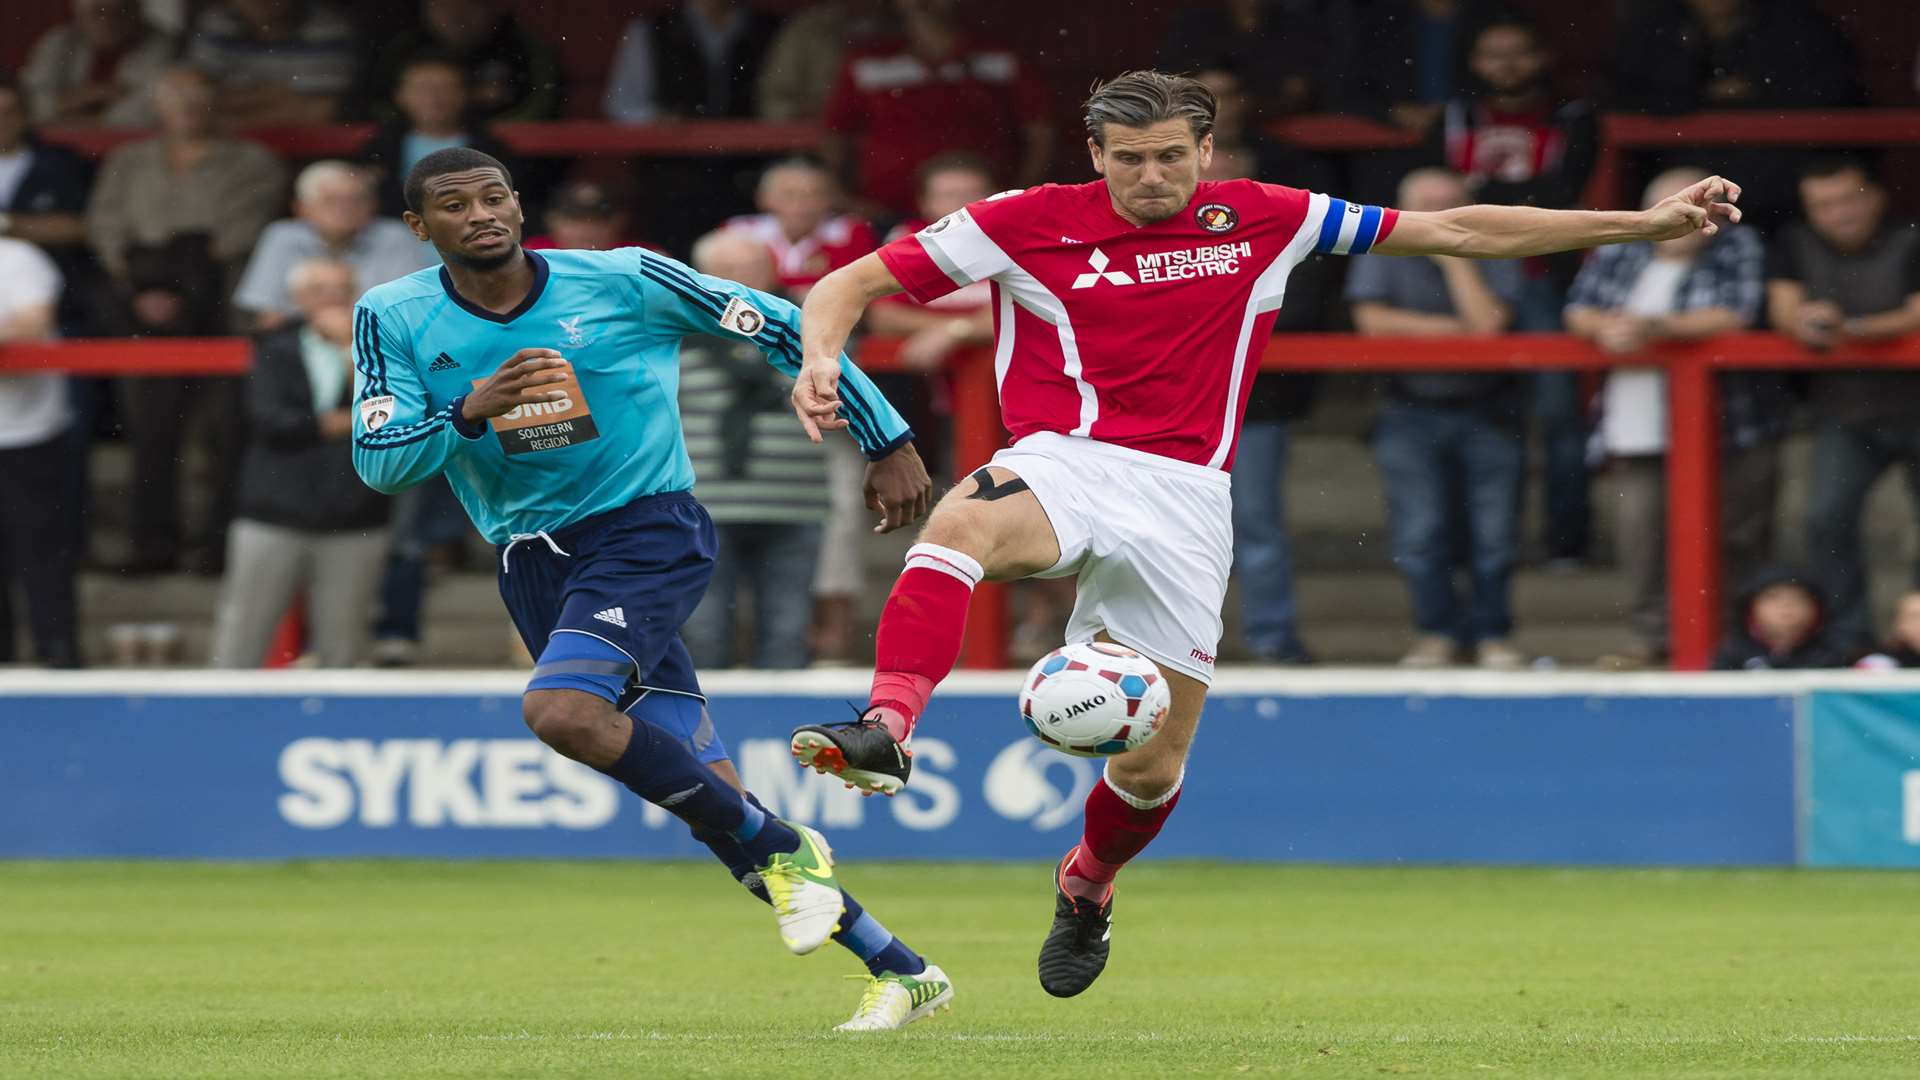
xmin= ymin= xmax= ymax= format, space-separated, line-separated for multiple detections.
xmin=497 ymin=491 xmax=727 ymax=763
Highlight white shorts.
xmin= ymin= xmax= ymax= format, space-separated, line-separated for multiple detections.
xmin=989 ymin=432 xmax=1232 ymax=685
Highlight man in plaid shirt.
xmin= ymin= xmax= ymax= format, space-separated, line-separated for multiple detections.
xmin=1565 ymin=167 xmax=1788 ymax=667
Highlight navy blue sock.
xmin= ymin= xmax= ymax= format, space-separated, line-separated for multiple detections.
xmin=836 ymin=889 xmax=927 ymax=977
xmin=602 ymin=719 xmax=798 ymax=860
xmin=694 ymin=795 xmax=923 ymax=976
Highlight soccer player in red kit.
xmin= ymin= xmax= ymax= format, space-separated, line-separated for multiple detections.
xmin=783 ymin=70 xmax=1743 ymax=998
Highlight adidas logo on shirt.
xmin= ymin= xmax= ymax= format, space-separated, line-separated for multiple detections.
xmin=427 ymin=352 xmax=460 ymax=372
xmin=593 ymin=607 xmax=627 ymax=628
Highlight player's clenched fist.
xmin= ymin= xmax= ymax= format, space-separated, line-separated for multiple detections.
xmin=865 ymin=442 xmax=932 ymax=534
xmin=462 ymin=348 xmax=570 ymax=423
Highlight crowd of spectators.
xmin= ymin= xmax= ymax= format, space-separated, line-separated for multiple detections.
xmin=0 ymin=0 xmax=1917 ymax=672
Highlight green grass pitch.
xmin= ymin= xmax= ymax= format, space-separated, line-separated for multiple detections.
xmin=4 ymin=861 xmax=1919 ymax=1078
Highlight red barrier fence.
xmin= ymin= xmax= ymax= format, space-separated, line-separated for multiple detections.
xmin=12 ymin=332 xmax=1920 ymax=671
xmin=37 ymin=109 xmax=1920 ymax=211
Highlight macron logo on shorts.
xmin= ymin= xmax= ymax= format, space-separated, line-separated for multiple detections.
xmin=593 ymin=607 xmax=627 ymax=628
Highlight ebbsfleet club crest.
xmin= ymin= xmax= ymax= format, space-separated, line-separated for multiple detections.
xmin=1195 ymin=203 xmax=1238 ymax=234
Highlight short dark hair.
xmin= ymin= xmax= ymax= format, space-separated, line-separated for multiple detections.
xmin=1802 ymin=154 xmax=1874 ymax=184
xmin=405 ymin=147 xmax=512 ymax=213
xmin=915 ymin=151 xmax=996 ymax=195
xmin=1083 ymin=70 xmax=1216 ymax=148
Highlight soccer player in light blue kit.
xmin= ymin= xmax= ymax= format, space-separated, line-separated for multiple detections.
xmin=351 ymin=148 xmax=951 ymax=1031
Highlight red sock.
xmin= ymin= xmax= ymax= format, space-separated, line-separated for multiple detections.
xmin=1060 ymin=770 xmax=1185 ymax=903
xmin=866 ymin=543 xmax=982 ymax=742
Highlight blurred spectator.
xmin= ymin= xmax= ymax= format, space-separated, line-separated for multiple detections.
xmin=0 ymin=236 xmax=81 ymax=668
xmin=1614 ymin=0 xmax=1861 ymax=114
xmin=1856 ymin=590 xmax=1920 ymax=671
xmin=233 ymin=161 xmax=432 ymax=331
xmin=0 ymin=80 xmax=97 ymax=331
xmin=368 ymin=0 xmax=563 ymax=123
xmin=21 ymin=0 xmax=177 ymax=128
xmin=523 ymin=179 xmax=642 ymax=251
xmin=86 ymin=65 xmax=286 ymax=575
xmin=604 ymin=0 xmax=783 ymax=123
xmin=357 ymin=54 xmax=513 ymax=219
xmin=185 ymin=0 xmax=358 ymax=126
xmin=1198 ymin=64 xmax=1341 ymax=665
xmin=723 ymin=157 xmax=877 ymax=662
xmin=865 ymin=154 xmax=994 ymax=375
xmin=677 ymin=230 xmax=827 ymax=670
xmin=1326 ymin=0 xmax=1483 ymax=131
xmin=1436 ymin=16 xmax=1596 ymax=213
xmin=210 ymin=259 xmax=389 ymax=668
xmin=755 ymin=0 xmax=886 ymax=121
xmin=725 ymin=158 xmax=876 ymax=299
xmin=1567 ymin=167 xmax=1777 ymax=669
xmin=1711 ymin=569 xmax=1845 ymax=671
xmin=822 ymin=0 xmax=1052 ymax=216
xmin=1771 ymin=156 xmax=1920 ymax=655
xmin=1350 ymin=168 xmax=1525 ymax=670
xmin=1434 ymin=14 xmax=1599 ymax=565
xmin=1158 ymin=0 xmax=1325 ymax=116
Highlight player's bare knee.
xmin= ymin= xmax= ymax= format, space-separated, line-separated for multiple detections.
xmin=522 ymin=690 xmax=609 ymax=760
xmin=919 ymin=501 xmax=991 ymax=558
xmin=1106 ymin=752 xmax=1184 ymax=804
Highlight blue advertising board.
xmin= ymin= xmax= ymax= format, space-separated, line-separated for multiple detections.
xmin=0 ymin=673 xmax=1797 ymax=865
xmin=1805 ymin=691 xmax=1920 ymax=867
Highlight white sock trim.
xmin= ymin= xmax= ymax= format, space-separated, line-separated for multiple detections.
xmin=1102 ymin=763 xmax=1184 ymax=810
xmin=904 ymin=542 xmax=984 ymax=588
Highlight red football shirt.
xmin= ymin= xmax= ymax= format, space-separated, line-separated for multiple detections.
xmin=876 ymin=219 xmax=992 ymax=314
xmin=877 ymin=180 xmax=1397 ymax=470
xmin=823 ymin=38 xmax=1051 ymax=215
xmin=723 ymin=212 xmax=877 ymax=293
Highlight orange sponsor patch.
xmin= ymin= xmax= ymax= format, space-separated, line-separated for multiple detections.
xmin=474 ymin=363 xmax=601 ymax=455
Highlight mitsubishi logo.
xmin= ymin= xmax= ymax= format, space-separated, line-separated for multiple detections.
xmin=1071 ymin=248 xmax=1134 ymax=289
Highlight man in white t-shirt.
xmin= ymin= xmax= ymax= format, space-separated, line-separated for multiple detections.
xmin=0 ymin=236 xmax=79 ymax=667
xmin=1565 ymin=167 xmax=1778 ymax=666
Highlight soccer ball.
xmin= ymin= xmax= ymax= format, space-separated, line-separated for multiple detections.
xmin=1018 ymin=641 xmax=1170 ymax=758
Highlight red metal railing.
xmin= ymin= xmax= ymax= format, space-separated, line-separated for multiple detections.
xmin=14 ymin=332 xmax=1920 ymax=670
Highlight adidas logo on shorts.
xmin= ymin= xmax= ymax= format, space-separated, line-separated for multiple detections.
xmin=593 ymin=607 xmax=627 ymax=628
xmin=427 ymin=352 xmax=459 ymax=372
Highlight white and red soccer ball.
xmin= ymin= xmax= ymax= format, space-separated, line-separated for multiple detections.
xmin=1018 ymin=641 xmax=1170 ymax=758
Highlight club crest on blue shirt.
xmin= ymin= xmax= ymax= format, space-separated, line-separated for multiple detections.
xmin=557 ymin=315 xmax=588 ymax=347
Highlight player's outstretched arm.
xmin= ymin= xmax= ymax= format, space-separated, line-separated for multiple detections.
xmin=1375 ymin=175 xmax=1743 ymax=260
xmin=628 ymin=248 xmax=930 ymax=529
xmin=792 ymin=252 xmax=909 ymax=442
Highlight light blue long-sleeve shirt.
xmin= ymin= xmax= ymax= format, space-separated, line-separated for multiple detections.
xmin=350 ymin=247 xmax=911 ymax=544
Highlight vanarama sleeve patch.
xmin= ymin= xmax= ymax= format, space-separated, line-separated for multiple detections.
xmin=717 ymin=296 xmax=768 ymax=337
xmin=359 ymin=394 xmax=396 ymax=432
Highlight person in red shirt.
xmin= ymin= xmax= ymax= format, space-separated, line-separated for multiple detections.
xmin=724 ymin=158 xmax=877 ymax=299
xmin=1429 ymin=14 xmax=1600 ymax=567
xmin=821 ymin=0 xmax=1052 ymax=217
xmin=722 ymin=158 xmax=879 ymax=664
xmin=865 ymin=153 xmax=997 ymax=370
xmin=786 ymin=70 xmax=1742 ymax=999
